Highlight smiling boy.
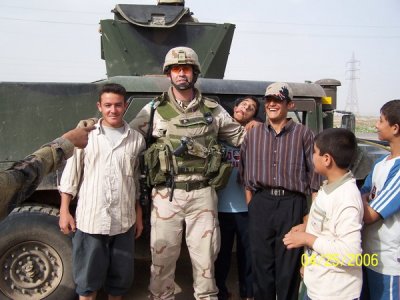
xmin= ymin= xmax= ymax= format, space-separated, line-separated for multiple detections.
xmin=360 ymin=100 xmax=400 ymax=300
xmin=59 ymin=83 xmax=145 ymax=300
xmin=239 ymin=82 xmax=320 ymax=299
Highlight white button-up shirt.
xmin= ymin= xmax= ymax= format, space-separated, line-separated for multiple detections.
xmin=59 ymin=120 xmax=145 ymax=235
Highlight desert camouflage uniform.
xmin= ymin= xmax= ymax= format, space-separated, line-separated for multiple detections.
xmin=0 ymin=137 xmax=74 ymax=220
xmin=130 ymin=87 xmax=245 ymax=300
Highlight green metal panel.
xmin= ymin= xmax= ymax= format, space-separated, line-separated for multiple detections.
xmin=0 ymin=82 xmax=99 ymax=164
xmin=100 ymin=20 xmax=235 ymax=78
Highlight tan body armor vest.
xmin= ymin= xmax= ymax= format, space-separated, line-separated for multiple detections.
xmin=144 ymin=93 xmax=227 ymax=187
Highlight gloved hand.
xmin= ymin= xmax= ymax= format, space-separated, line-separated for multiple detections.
xmin=76 ymin=118 xmax=98 ymax=128
xmin=62 ymin=126 xmax=95 ymax=149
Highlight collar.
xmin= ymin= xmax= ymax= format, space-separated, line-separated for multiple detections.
xmin=95 ymin=118 xmax=130 ymax=136
xmin=265 ymin=118 xmax=295 ymax=134
xmin=168 ymin=86 xmax=201 ymax=112
xmin=321 ymin=171 xmax=353 ymax=194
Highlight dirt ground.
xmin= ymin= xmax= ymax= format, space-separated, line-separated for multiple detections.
xmin=97 ymin=245 xmax=241 ymax=300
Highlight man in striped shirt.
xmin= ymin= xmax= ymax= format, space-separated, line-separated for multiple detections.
xmin=59 ymin=83 xmax=146 ymax=300
xmin=239 ymin=82 xmax=320 ymax=300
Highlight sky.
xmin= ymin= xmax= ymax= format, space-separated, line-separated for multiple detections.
xmin=0 ymin=0 xmax=399 ymax=116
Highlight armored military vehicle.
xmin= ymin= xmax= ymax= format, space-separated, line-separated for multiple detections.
xmin=0 ymin=2 xmax=388 ymax=300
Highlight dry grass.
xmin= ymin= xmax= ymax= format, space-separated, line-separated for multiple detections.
xmin=334 ymin=115 xmax=378 ymax=133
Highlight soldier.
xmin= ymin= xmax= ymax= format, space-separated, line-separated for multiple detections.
xmin=0 ymin=126 xmax=94 ymax=221
xmin=130 ymin=46 xmax=246 ymax=300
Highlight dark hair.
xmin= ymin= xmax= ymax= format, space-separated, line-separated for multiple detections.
xmin=380 ymin=99 xmax=400 ymax=127
xmin=99 ymin=83 xmax=127 ymax=102
xmin=314 ymin=128 xmax=357 ymax=169
xmin=234 ymin=96 xmax=260 ymax=117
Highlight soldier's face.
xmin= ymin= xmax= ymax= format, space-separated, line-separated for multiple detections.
xmin=168 ymin=64 xmax=194 ymax=90
xmin=233 ymin=98 xmax=257 ymax=125
xmin=97 ymin=92 xmax=127 ymax=128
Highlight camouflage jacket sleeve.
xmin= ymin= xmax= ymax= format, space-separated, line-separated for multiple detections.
xmin=129 ymin=103 xmax=152 ymax=137
xmin=0 ymin=137 xmax=74 ymax=219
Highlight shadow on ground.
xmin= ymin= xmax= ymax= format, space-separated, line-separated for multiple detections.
xmin=97 ymin=244 xmax=241 ymax=300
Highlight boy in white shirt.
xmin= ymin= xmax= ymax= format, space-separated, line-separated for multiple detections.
xmin=59 ymin=83 xmax=145 ymax=300
xmin=283 ymin=128 xmax=363 ymax=300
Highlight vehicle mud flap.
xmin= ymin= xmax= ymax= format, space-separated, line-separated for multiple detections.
xmin=0 ymin=205 xmax=75 ymax=300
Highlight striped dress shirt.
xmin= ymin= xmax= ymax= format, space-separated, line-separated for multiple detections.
xmin=59 ymin=120 xmax=145 ymax=235
xmin=239 ymin=119 xmax=320 ymax=195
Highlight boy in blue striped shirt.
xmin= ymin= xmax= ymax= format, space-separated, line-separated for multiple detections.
xmin=361 ymin=99 xmax=400 ymax=300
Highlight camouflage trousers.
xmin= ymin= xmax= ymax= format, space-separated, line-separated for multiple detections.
xmin=149 ymin=186 xmax=220 ymax=300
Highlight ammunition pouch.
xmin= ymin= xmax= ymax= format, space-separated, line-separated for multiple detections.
xmin=204 ymin=143 xmax=223 ymax=177
xmin=144 ymin=95 xmax=228 ymax=187
xmin=208 ymin=162 xmax=233 ymax=191
xmin=144 ymin=142 xmax=173 ymax=186
xmin=144 ymin=138 xmax=232 ymax=188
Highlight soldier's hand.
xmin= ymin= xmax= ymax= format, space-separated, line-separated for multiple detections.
xmin=62 ymin=126 xmax=95 ymax=148
xmin=59 ymin=211 xmax=76 ymax=235
xmin=76 ymin=118 xmax=98 ymax=128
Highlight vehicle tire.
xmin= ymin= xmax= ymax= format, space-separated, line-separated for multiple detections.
xmin=0 ymin=205 xmax=76 ymax=300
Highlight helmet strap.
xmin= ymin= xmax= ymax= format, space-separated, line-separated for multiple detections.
xmin=169 ymin=71 xmax=198 ymax=91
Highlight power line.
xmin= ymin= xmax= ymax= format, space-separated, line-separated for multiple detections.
xmin=237 ymin=29 xmax=400 ymax=40
xmin=0 ymin=16 xmax=95 ymax=26
xmin=204 ymin=18 xmax=400 ymax=29
xmin=0 ymin=4 xmax=108 ymax=15
xmin=1 ymin=15 xmax=398 ymax=40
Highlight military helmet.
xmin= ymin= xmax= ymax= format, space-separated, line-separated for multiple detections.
xmin=157 ymin=0 xmax=184 ymax=5
xmin=163 ymin=46 xmax=201 ymax=74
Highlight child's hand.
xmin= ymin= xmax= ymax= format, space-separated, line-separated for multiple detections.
xmin=135 ymin=220 xmax=143 ymax=239
xmin=59 ymin=211 xmax=76 ymax=235
xmin=283 ymin=231 xmax=306 ymax=249
xmin=289 ymin=223 xmax=306 ymax=233
xmin=283 ymin=231 xmax=316 ymax=249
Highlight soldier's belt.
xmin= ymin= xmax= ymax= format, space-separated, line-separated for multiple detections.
xmin=173 ymin=180 xmax=209 ymax=192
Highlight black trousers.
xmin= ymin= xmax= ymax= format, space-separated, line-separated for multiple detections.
xmin=215 ymin=212 xmax=253 ymax=299
xmin=248 ymin=189 xmax=307 ymax=300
